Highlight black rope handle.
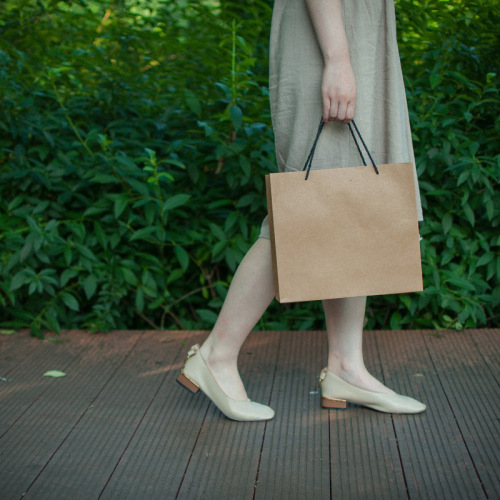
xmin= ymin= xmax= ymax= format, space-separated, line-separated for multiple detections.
xmin=302 ymin=117 xmax=379 ymax=180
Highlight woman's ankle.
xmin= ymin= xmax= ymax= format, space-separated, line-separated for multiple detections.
xmin=199 ymin=341 xmax=239 ymax=370
xmin=327 ymin=352 xmax=363 ymax=378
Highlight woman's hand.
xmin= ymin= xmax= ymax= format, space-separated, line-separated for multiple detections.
xmin=321 ymin=60 xmax=356 ymax=124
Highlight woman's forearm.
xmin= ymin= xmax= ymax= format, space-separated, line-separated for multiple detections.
xmin=305 ymin=0 xmax=356 ymax=123
xmin=304 ymin=0 xmax=350 ymax=65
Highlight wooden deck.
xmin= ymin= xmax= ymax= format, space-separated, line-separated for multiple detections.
xmin=0 ymin=328 xmax=498 ymax=500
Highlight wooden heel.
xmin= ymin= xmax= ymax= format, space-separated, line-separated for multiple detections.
xmin=321 ymin=396 xmax=347 ymax=409
xmin=177 ymin=371 xmax=200 ymax=394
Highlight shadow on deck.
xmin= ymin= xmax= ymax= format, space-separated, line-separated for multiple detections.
xmin=0 ymin=328 xmax=498 ymax=499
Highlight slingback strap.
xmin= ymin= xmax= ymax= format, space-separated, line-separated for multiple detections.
xmin=302 ymin=117 xmax=379 ymax=180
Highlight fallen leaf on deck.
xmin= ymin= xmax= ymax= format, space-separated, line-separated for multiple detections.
xmin=43 ymin=370 xmax=66 ymax=378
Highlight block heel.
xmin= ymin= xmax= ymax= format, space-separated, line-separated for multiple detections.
xmin=177 ymin=371 xmax=200 ymax=394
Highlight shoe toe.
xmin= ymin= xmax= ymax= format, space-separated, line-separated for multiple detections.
xmin=248 ymin=401 xmax=275 ymax=421
xmin=403 ymin=395 xmax=426 ymax=413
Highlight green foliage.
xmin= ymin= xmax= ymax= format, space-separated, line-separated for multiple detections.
xmin=383 ymin=0 xmax=500 ymax=330
xmin=0 ymin=0 xmax=498 ymax=336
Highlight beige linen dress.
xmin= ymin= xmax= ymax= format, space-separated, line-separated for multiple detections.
xmin=260 ymin=0 xmax=423 ymax=239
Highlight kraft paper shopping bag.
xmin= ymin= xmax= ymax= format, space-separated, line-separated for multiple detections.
xmin=266 ymin=120 xmax=423 ymax=303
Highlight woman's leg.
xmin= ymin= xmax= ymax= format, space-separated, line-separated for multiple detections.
xmin=199 ymin=237 xmax=275 ymax=401
xmin=322 ymin=296 xmax=392 ymax=393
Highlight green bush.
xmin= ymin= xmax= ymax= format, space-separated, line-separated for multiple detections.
xmin=0 ymin=0 xmax=498 ymax=336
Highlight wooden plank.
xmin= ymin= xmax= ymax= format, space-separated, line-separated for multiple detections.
xmin=174 ymin=331 xmax=281 ymax=500
xmin=97 ymin=331 xmax=210 ymax=499
xmin=0 ymin=330 xmax=142 ymax=500
xmin=376 ymin=330 xmax=486 ymax=499
xmin=0 ymin=330 xmax=95 ymax=437
xmin=0 ymin=329 xmax=39 ymax=378
xmin=468 ymin=329 xmax=500 ymax=383
xmin=423 ymin=329 xmax=500 ymax=500
xmin=22 ymin=331 xmax=202 ymax=500
xmin=329 ymin=331 xmax=408 ymax=500
xmin=254 ymin=331 xmax=331 ymax=500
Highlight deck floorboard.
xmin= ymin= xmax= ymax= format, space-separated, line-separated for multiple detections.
xmin=0 ymin=328 xmax=498 ymax=500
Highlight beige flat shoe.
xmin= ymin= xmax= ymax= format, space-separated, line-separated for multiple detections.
xmin=177 ymin=345 xmax=275 ymax=422
xmin=318 ymin=368 xmax=426 ymax=414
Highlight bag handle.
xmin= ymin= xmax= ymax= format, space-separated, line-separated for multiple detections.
xmin=302 ymin=117 xmax=379 ymax=180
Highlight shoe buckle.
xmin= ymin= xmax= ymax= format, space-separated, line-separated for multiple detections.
xmin=184 ymin=344 xmax=200 ymax=363
xmin=318 ymin=367 xmax=328 ymax=387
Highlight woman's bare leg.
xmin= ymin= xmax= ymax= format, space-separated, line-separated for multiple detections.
xmin=323 ymin=296 xmax=392 ymax=393
xmin=199 ymin=237 xmax=275 ymax=401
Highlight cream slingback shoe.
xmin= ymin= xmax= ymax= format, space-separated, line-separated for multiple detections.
xmin=177 ymin=345 xmax=275 ymax=422
xmin=318 ymin=368 xmax=426 ymax=414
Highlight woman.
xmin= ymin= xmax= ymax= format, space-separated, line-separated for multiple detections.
xmin=177 ymin=0 xmax=425 ymax=421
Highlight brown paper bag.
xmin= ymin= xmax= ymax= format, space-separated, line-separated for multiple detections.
xmin=265 ymin=121 xmax=423 ymax=303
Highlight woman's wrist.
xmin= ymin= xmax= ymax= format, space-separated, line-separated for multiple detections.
xmin=323 ymin=51 xmax=351 ymax=67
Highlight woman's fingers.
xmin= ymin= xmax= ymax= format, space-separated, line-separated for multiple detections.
xmin=321 ymin=61 xmax=356 ymax=124
xmin=323 ymin=92 xmax=355 ymax=123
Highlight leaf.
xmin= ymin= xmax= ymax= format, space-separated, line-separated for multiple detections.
xmin=224 ymin=212 xmax=239 ymax=233
xmin=224 ymin=247 xmax=237 ymax=271
xmin=114 ymin=197 xmax=129 ymax=219
xmin=75 ymin=243 xmax=97 ymax=261
xmin=94 ymin=223 xmax=108 ymax=249
xmin=8 ymin=196 xmax=24 ymax=212
xmin=469 ymin=142 xmax=479 ymax=156
xmin=174 ymin=246 xmax=190 ymax=271
xmin=239 ymin=156 xmax=251 ymax=176
xmin=442 ymin=214 xmax=452 ymax=234
xmin=26 ymin=216 xmax=40 ymax=233
xmin=484 ymin=197 xmax=494 ymax=221
xmin=129 ymin=226 xmax=157 ymax=241
xmin=167 ymin=268 xmax=184 ymax=284
xmin=195 ymin=308 xmax=218 ymax=325
xmin=92 ymin=174 xmax=119 ymax=184
xmin=10 ymin=270 xmax=30 ymax=291
xmin=209 ymin=223 xmax=226 ymax=241
xmin=476 ymin=252 xmax=494 ymax=267
xmin=28 ymin=281 xmax=38 ymax=295
xmin=61 ymin=268 xmax=78 ymax=287
xmin=20 ymin=237 xmax=34 ymax=262
xmin=163 ymin=194 xmax=191 ymax=211
xmin=83 ymin=205 xmax=107 ymax=216
xmin=0 ymin=330 xmax=16 ymax=335
xmin=446 ymin=275 xmax=476 ymax=292
xmin=64 ymin=246 xmax=73 ymax=266
xmin=83 ymin=275 xmax=97 ymax=299
xmin=429 ymin=73 xmax=441 ymax=89
xmin=236 ymin=193 xmax=254 ymax=208
xmin=463 ymin=204 xmax=475 ymax=227
xmin=61 ymin=292 xmax=80 ymax=311
xmin=229 ymin=105 xmax=243 ymax=131
xmin=457 ymin=170 xmax=470 ymax=186
xmin=122 ymin=267 xmax=138 ymax=286
xmin=161 ymin=158 xmax=186 ymax=169
xmin=43 ymin=370 xmax=66 ymax=378
xmin=389 ymin=311 xmax=403 ymax=330
xmin=135 ymin=287 xmax=144 ymax=313
xmin=185 ymin=90 xmax=201 ymax=117
xmin=211 ymin=240 xmax=226 ymax=258
xmin=399 ymin=294 xmax=411 ymax=310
